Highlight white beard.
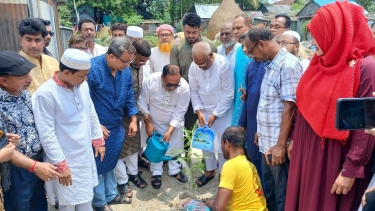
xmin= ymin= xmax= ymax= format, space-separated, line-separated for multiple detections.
xmin=222 ymin=40 xmax=236 ymax=49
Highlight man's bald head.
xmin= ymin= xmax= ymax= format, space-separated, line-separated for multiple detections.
xmin=222 ymin=126 xmax=246 ymax=148
xmin=192 ymin=42 xmax=213 ymax=70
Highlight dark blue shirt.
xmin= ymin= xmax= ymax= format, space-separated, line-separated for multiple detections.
xmin=88 ymin=54 xmax=138 ymax=174
xmin=238 ymin=60 xmax=266 ymax=161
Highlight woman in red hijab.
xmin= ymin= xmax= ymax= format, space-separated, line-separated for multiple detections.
xmin=285 ymin=1 xmax=375 ymax=211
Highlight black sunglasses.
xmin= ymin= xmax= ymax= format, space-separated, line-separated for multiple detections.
xmin=47 ymin=31 xmax=55 ymax=37
xmin=166 ymin=82 xmax=180 ymax=88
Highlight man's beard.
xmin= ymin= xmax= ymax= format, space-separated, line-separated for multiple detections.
xmin=158 ymin=42 xmax=173 ymax=53
xmin=221 ymin=39 xmax=236 ymax=49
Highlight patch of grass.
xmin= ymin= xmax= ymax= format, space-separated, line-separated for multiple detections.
xmin=144 ymin=35 xmax=158 ymax=48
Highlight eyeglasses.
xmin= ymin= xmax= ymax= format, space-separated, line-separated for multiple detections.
xmin=268 ymin=25 xmax=286 ymax=30
xmin=195 ymin=58 xmax=208 ymax=67
xmin=47 ymin=31 xmax=55 ymax=36
xmin=166 ymin=81 xmax=180 ymax=88
xmin=248 ymin=41 xmax=259 ymax=57
xmin=115 ymin=55 xmax=133 ymax=65
xmin=158 ymin=33 xmax=172 ymax=38
xmin=280 ymin=41 xmax=297 ymax=47
xmin=220 ymin=32 xmax=232 ymax=37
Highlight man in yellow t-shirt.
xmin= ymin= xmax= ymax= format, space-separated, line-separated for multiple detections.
xmin=206 ymin=127 xmax=267 ymax=211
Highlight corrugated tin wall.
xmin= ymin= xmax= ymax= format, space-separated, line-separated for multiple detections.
xmin=59 ymin=26 xmax=73 ymax=52
xmin=0 ymin=0 xmax=29 ymax=51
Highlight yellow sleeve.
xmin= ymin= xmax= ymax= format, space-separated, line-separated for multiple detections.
xmin=219 ymin=161 xmax=236 ymax=191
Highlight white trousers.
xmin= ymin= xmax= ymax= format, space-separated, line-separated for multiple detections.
xmin=114 ymin=152 xmax=138 ymax=185
xmin=151 ymin=160 xmax=181 ymax=176
xmin=203 ymin=151 xmax=226 ymax=172
xmin=58 ymin=200 xmax=92 ymax=211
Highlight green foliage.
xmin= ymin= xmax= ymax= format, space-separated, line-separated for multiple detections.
xmin=122 ymin=13 xmax=143 ymax=26
xmin=291 ymin=0 xmax=307 ymax=15
xmin=301 ymin=19 xmax=311 ymax=41
xmin=58 ymin=5 xmax=74 ymax=27
xmin=368 ymin=3 xmax=375 ymax=13
xmin=144 ymin=35 xmax=158 ymax=48
xmin=355 ymin=0 xmax=373 ymax=10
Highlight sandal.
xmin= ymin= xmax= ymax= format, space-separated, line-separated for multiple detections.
xmin=117 ymin=182 xmax=133 ymax=198
xmin=196 ymin=174 xmax=215 ymax=188
xmin=128 ymin=174 xmax=147 ymax=189
xmin=171 ymin=171 xmax=188 ymax=183
xmin=138 ymin=168 xmax=143 ymax=175
xmin=108 ymin=194 xmax=132 ymax=204
xmin=138 ymin=154 xmax=150 ymax=169
xmin=151 ymin=175 xmax=162 ymax=189
xmin=94 ymin=204 xmax=113 ymax=211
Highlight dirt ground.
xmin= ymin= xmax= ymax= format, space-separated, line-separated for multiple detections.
xmin=48 ymin=149 xmax=218 ymax=211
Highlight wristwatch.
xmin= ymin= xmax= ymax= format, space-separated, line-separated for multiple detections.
xmin=167 ymin=129 xmax=174 ymax=135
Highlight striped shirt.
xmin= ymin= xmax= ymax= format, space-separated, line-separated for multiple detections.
xmin=257 ymin=48 xmax=303 ymax=154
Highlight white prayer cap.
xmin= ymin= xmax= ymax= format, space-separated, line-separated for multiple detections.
xmin=61 ymin=48 xmax=91 ymax=70
xmin=282 ymin=30 xmax=300 ymax=43
xmin=127 ymin=26 xmax=143 ymax=38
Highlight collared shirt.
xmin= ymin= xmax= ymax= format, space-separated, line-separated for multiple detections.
xmin=170 ymin=36 xmax=217 ymax=82
xmin=87 ymin=43 xmax=107 ymax=58
xmin=257 ymin=48 xmax=303 ymax=154
xmin=0 ymin=88 xmax=42 ymax=158
xmin=138 ymin=72 xmax=190 ymax=129
xmin=217 ymin=42 xmax=241 ymax=69
xmin=19 ymin=50 xmax=59 ymax=94
xmin=32 ymin=72 xmax=103 ymax=205
xmin=88 ymin=54 xmax=138 ymax=174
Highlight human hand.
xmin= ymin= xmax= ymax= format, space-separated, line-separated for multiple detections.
xmin=254 ymin=133 xmax=259 ymax=146
xmin=163 ymin=131 xmax=172 ymax=143
xmin=287 ymin=140 xmax=293 ymax=160
xmin=330 ymin=171 xmax=355 ymax=195
xmin=101 ymin=125 xmax=110 ymax=139
xmin=239 ymin=87 xmax=246 ymax=101
xmin=197 ymin=111 xmax=206 ymax=127
xmin=144 ymin=113 xmax=152 ymax=123
xmin=362 ymin=186 xmax=375 ymax=206
xmin=268 ymin=144 xmax=287 ymax=165
xmin=7 ymin=133 xmax=20 ymax=146
xmin=59 ymin=167 xmax=73 ymax=186
xmin=145 ymin=123 xmax=155 ymax=137
xmin=207 ymin=115 xmax=217 ymax=127
xmin=128 ymin=121 xmax=137 ymax=137
xmin=0 ymin=143 xmax=15 ymax=162
xmin=95 ymin=146 xmax=106 ymax=161
xmin=33 ymin=162 xmax=61 ymax=181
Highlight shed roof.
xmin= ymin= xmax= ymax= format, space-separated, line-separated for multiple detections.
xmin=194 ymin=3 xmax=219 ymax=19
xmin=263 ymin=5 xmax=292 ymax=14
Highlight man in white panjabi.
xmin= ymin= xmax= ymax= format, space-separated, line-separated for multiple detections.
xmin=32 ymin=49 xmax=106 ymax=211
xmin=189 ymin=42 xmax=234 ymax=188
xmin=138 ymin=64 xmax=190 ymax=189
xmin=144 ymin=24 xmax=174 ymax=78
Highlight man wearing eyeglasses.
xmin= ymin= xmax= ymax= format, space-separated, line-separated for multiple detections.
xmin=37 ymin=18 xmax=54 ymax=57
xmin=269 ymin=14 xmax=291 ymax=42
xmin=244 ymin=26 xmax=302 ymax=211
xmin=88 ymin=38 xmax=138 ymax=210
xmin=115 ymin=39 xmax=150 ymax=195
xmin=279 ymin=30 xmax=310 ymax=72
xmin=147 ymin=24 xmax=174 ymax=75
xmin=138 ymin=64 xmax=190 ymax=189
xmin=189 ymin=42 xmax=234 ymax=188
xmin=18 ymin=18 xmax=59 ymax=94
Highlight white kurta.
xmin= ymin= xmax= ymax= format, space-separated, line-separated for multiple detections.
xmin=138 ymin=72 xmax=190 ymax=155
xmin=87 ymin=43 xmax=107 ymax=58
xmin=189 ymin=54 xmax=234 ymax=153
xmin=32 ymin=79 xmax=103 ymax=205
xmin=143 ymin=47 xmax=170 ymax=79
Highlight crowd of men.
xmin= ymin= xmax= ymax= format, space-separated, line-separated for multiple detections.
xmin=1 ymin=1 xmax=375 ymax=211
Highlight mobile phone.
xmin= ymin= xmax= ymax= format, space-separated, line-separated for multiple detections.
xmin=267 ymin=154 xmax=272 ymax=163
xmin=335 ymin=98 xmax=375 ymax=130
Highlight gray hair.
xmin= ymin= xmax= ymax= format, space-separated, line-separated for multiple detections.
xmin=107 ymin=37 xmax=135 ymax=57
xmin=247 ymin=26 xmax=274 ymax=43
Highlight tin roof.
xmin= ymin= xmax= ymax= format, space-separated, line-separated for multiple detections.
xmin=194 ymin=3 xmax=220 ymax=19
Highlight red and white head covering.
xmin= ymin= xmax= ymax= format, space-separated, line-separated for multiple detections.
xmin=156 ymin=24 xmax=174 ymax=36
